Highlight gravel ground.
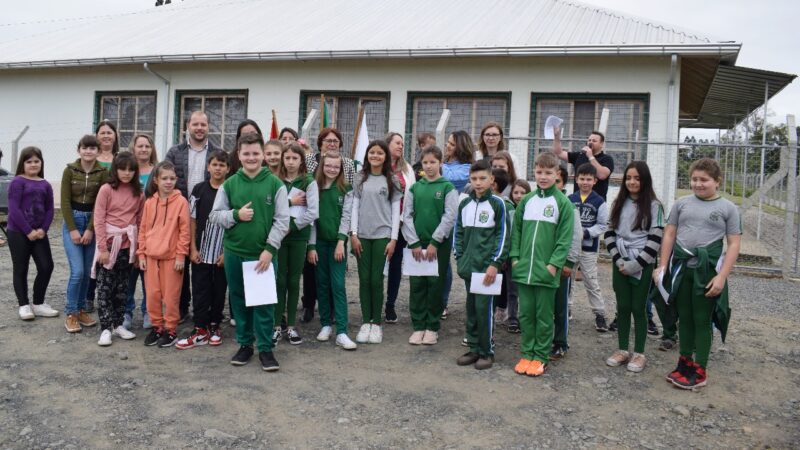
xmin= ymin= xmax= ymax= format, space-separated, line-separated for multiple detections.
xmin=1 ymin=219 xmax=798 ymax=449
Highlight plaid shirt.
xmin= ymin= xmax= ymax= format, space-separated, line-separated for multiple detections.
xmin=307 ymin=151 xmax=357 ymax=185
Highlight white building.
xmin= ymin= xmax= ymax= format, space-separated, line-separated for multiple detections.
xmin=0 ymin=0 xmax=793 ymax=208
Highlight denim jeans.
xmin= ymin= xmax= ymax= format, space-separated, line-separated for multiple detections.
xmin=126 ymin=268 xmax=147 ymax=316
xmin=62 ymin=211 xmax=95 ymax=315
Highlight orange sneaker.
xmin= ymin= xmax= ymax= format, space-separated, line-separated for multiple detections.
xmin=514 ymin=358 xmax=532 ymax=374
xmin=525 ymin=360 xmax=547 ymax=377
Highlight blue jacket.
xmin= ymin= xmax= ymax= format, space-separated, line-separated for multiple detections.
xmin=443 ymin=162 xmax=471 ymax=193
xmin=568 ymin=190 xmax=608 ymax=252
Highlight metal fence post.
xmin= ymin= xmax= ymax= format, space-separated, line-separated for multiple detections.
xmin=11 ymin=125 xmax=30 ymax=169
xmin=435 ymin=109 xmax=451 ymax=153
xmin=784 ymin=114 xmax=797 ymax=275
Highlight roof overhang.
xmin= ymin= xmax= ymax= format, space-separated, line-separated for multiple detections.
xmin=0 ymin=43 xmax=742 ymax=70
xmin=681 ymin=64 xmax=796 ymax=129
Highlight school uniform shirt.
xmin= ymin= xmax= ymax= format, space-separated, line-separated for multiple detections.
xmin=509 ymin=184 xmax=575 ymax=288
xmin=208 ymin=167 xmax=290 ymax=258
xmin=401 ymin=176 xmax=459 ymax=248
xmin=308 ymin=183 xmax=353 ymax=248
xmin=568 ymin=151 xmax=614 ymax=200
xmin=454 ymin=190 xmax=511 ymax=279
xmin=307 ymin=152 xmax=357 ymax=185
xmin=190 ymin=181 xmax=225 ymax=264
xmin=568 ymin=190 xmax=608 ymax=252
xmin=604 ymin=198 xmax=664 ymax=274
xmin=350 ymin=174 xmax=402 ymax=240
xmin=667 ymin=195 xmax=741 ymax=267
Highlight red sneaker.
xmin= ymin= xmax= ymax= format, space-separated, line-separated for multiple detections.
xmin=208 ymin=325 xmax=223 ymax=346
xmin=666 ymin=356 xmax=692 ymax=383
xmin=175 ymin=327 xmax=209 ymax=350
xmin=671 ymin=362 xmax=707 ymax=389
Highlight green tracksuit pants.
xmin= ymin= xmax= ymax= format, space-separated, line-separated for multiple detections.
xmin=553 ymin=275 xmax=572 ymax=348
xmin=463 ymin=281 xmax=494 ymax=357
xmin=276 ymin=239 xmax=306 ymax=327
xmin=356 ymin=238 xmax=389 ymax=324
xmin=518 ymin=284 xmax=556 ymax=363
xmin=612 ymin=264 xmax=654 ymax=353
xmin=315 ymin=240 xmax=349 ymax=334
xmin=224 ymin=250 xmax=276 ymax=353
xmin=676 ymin=267 xmax=715 ymax=366
xmin=409 ymin=243 xmax=451 ymax=332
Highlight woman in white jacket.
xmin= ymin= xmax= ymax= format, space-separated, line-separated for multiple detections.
xmin=384 ymin=132 xmax=416 ymax=323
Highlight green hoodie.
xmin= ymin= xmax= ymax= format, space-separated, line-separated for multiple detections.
xmin=510 ymin=184 xmax=574 ymax=288
xmin=60 ymin=159 xmax=109 ymax=232
xmin=308 ymin=182 xmax=353 ymax=249
xmin=209 ymin=167 xmax=290 ymax=258
xmin=454 ymin=190 xmax=511 ymax=279
xmin=402 ymin=176 xmax=459 ymax=248
xmin=282 ymin=174 xmax=319 ymax=242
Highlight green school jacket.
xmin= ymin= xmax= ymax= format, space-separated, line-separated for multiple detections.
xmin=310 ymin=183 xmax=353 ymax=247
xmin=403 ymin=176 xmax=458 ymax=248
xmin=510 ymin=184 xmax=575 ymax=288
xmin=454 ymin=190 xmax=511 ymax=279
xmin=283 ymin=174 xmax=318 ymax=242
xmin=209 ymin=167 xmax=290 ymax=258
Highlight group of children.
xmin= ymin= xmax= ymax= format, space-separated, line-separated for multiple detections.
xmin=5 ymin=126 xmax=740 ymax=389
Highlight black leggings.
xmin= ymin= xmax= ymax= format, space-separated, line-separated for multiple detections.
xmin=7 ymin=230 xmax=54 ymax=306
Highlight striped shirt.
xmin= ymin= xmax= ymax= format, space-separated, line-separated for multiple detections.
xmin=190 ymin=181 xmax=224 ymax=264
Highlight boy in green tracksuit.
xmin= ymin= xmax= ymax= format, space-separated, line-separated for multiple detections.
xmin=455 ymin=160 xmax=511 ymax=370
xmin=209 ymin=133 xmax=290 ymax=372
xmin=511 ymin=153 xmax=574 ymax=377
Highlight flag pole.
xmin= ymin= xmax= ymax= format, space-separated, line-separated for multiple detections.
xmin=351 ymin=105 xmax=365 ymax=159
xmin=272 ymin=109 xmax=278 ymax=130
xmin=319 ymin=94 xmax=326 ymax=132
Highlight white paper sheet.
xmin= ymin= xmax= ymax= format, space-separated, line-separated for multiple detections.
xmin=469 ymin=272 xmax=503 ymax=296
xmin=401 ymin=248 xmax=439 ymax=276
xmin=383 ymin=260 xmax=390 ymax=276
xmin=544 ymin=115 xmax=564 ymax=139
xmin=656 ymin=270 xmax=670 ymax=303
xmin=242 ymin=261 xmax=277 ymax=306
xmin=288 ymin=187 xmax=307 ymax=219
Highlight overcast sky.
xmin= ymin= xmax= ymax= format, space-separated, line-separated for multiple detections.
xmin=3 ymin=0 xmax=798 ymax=136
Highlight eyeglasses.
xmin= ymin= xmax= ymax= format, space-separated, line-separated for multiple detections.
xmin=323 ymin=139 xmax=340 ymax=145
xmin=483 ymin=133 xmax=501 ymax=138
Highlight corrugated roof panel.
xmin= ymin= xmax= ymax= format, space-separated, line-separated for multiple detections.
xmin=0 ymin=0 xmax=737 ymax=68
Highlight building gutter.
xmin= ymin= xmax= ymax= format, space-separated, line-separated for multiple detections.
xmin=143 ymin=63 xmax=171 ymax=153
xmin=0 ymin=43 xmax=741 ymax=70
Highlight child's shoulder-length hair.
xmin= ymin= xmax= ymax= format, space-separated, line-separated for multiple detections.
xmin=144 ymin=160 xmax=177 ymax=197
xmin=315 ymin=151 xmax=348 ymax=192
xmin=15 ymin=146 xmax=45 ymax=178
xmin=108 ymin=152 xmax=142 ymax=197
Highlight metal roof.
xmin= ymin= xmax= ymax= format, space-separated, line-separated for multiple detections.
xmin=682 ymin=65 xmax=796 ymax=129
xmin=0 ymin=0 xmax=741 ymax=69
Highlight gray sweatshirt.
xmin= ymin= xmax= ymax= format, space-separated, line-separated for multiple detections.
xmin=350 ymin=173 xmax=402 ymax=240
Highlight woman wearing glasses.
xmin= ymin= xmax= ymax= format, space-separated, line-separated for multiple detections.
xmin=478 ymin=122 xmax=505 ymax=162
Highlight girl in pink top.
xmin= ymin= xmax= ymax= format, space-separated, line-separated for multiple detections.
xmin=93 ymin=153 xmax=144 ymax=346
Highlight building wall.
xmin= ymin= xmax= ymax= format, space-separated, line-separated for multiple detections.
xmin=0 ymin=55 xmax=677 ymax=205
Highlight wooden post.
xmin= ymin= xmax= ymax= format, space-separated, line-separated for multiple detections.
xmin=351 ymin=105 xmax=365 ymax=159
xmin=319 ymin=94 xmax=326 ymax=132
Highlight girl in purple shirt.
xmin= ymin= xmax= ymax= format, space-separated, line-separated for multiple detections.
xmin=6 ymin=147 xmax=58 ymax=321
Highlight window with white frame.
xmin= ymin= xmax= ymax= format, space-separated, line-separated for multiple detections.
xmin=97 ymin=92 xmax=157 ymax=148
xmin=177 ymin=91 xmax=247 ymax=151
xmin=301 ymin=92 xmax=389 ymax=155
xmin=409 ymin=94 xmax=509 ymax=144
xmin=533 ymin=96 xmax=648 ymax=176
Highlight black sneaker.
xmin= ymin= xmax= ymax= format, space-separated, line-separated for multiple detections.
xmin=230 ymin=345 xmax=254 ymax=366
xmin=385 ymin=306 xmax=398 ymax=324
xmin=550 ymin=344 xmax=567 ymax=360
xmin=286 ymin=328 xmax=303 ymax=345
xmin=659 ymin=338 xmax=676 ymax=351
xmin=302 ymin=307 xmax=314 ymax=323
xmin=144 ymin=328 xmax=162 ymax=346
xmin=608 ymin=316 xmax=618 ymax=332
xmin=506 ymin=320 xmax=520 ymax=334
xmin=647 ymin=319 xmax=659 ymax=335
xmin=595 ymin=315 xmax=609 ymax=332
xmin=259 ymin=352 xmax=280 ymax=371
xmin=157 ymin=330 xmax=178 ymax=348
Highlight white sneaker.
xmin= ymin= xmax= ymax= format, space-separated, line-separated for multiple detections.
xmin=31 ymin=303 xmax=59 ymax=317
xmin=335 ymin=333 xmax=357 ymax=350
xmin=408 ymin=330 xmax=425 ymax=345
xmin=368 ymin=324 xmax=383 ymax=344
xmin=98 ymin=329 xmax=113 ymax=346
xmin=113 ymin=326 xmax=136 ymax=340
xmin=18 ymin=305 xmax=35 ymax=321
xmin=421 ymin=330 xmax=439 ymax=345
xmin=316 ymin=326 xmax=333 ymax=342
xmin=356 ymin=324 xmax=371 ymax=343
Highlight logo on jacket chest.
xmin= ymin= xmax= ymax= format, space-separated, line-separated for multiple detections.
xmin=337 ymin=195 xmax=344 ymax=206
xmin=479 ymin=211 xmax=490 ymax=223
xmin=265 ymin=194 xmax=273 ymax=206
xmin=544 ymin=205 xmax=555 ymax=218
xmin=435 ymin=191 xmax=443 ymax=200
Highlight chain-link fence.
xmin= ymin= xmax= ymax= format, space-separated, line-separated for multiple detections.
xmin=505 ymin=128 xmax=799 ymax=278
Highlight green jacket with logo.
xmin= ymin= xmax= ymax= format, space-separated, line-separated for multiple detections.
xmin=402 ymin=176 xmax=459 ymax=249
xmin=510 ymin=184 xmax=575 ymax=288
xmin=308 ymin=183 xmax=353 ymax=249
xmin=209 ymin=167 xmax=290 ymax=258
xmin=454 ymin=190 xmax=511 ymax=279
xmin=282 ymin=174 xmax=319 ymax=242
